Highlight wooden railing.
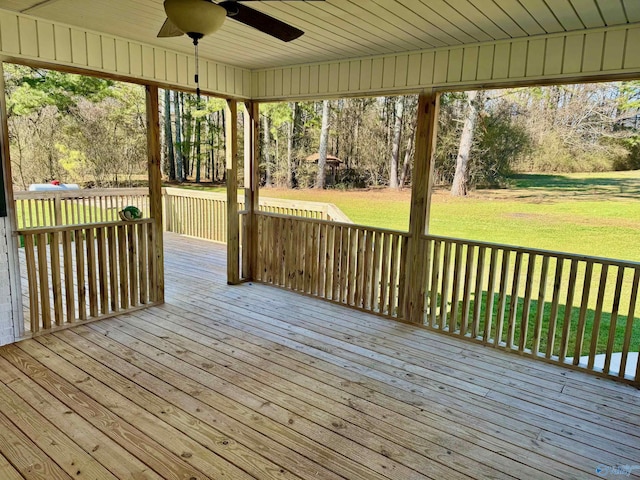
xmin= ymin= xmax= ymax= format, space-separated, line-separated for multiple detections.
xmin=420 ymin=234 xmax=640 ymax=384
xmin=18 ymin=219 xmax=158 ymax=335
xmin=163 ymin=187 xmax=351 ymax=243
xmin=163 ymin=188 xmax=228 ymax=243
xmin=256 ymin=213 xmax=408 ymax=317
xmin=14 ymin=188 xmax=149 ymax=229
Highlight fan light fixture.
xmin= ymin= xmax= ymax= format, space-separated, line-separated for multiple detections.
xmin=164 ymin=0 xmax=226 ymax=106
xmin=164 ymin=0 xmax=226 ymax=40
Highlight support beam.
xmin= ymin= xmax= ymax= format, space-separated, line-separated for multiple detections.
xmin=0 ymin=62 xmax=24 ymax=341
xmin=145 ymin=85 xmax=164 ymax=303
xmin=402 ymin=91 xmax=440 ymax=323
xmin=226 ymin=99 xmax=240 ymax=284
xmin=242 ymin=101 xmax=260 ymax=280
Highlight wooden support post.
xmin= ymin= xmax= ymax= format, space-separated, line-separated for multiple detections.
xmin=226 ymin=99 xmax=240 ymax=284
xmin=242 ymin=101 xmax=260 ymax=281
xmin=402 ymin=91 xmax=440 ymax=323
xmin=145 ymin=85 xmax=164 ymax=303
xmin=0 ymin=61 xmax=24 ymax=339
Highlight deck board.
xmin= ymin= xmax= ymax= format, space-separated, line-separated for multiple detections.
xmin=3 ymin=232 xmax=638 ymax=479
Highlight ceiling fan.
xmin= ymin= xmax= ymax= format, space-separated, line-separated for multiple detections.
xmin=158 ymin=0 xmax=323 ymax=43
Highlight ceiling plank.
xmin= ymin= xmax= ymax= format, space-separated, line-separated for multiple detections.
xmin=19 ymin=0 xmax=62 ymax=13
xmin=570 ymin=0 xmax=605 ymax=28
xmin=596 ymin=0 xmax=627 ymax=25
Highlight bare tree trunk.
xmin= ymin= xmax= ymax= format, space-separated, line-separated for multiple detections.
xmin=165 ymin=89 xmax=176 ymax=181
xmin=399 ymin=119 xmax=415 ymax=188
xmin=287 ymin=102 xmax=297 ymax=188
xmin=174 ymin=92 xmax=184 ymax=181
xmin=316 ymin=99 xmax=330 ymax=189
xmin=389 ymin=96 xmax=404 ymax=189
xmin=451 ymin=90 xmax=479 ymax=197
xmin=262 ymin=113 xmax=272 ymax=187
xmin=195 ymin=108 xmax=202 ymax=183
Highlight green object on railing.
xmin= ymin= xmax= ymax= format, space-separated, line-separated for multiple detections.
xmin=119 ymin=205 xmax=142 ymax=221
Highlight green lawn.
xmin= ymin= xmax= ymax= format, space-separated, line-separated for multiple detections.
xmin=252 ymin=171 xmax=640 ymax=262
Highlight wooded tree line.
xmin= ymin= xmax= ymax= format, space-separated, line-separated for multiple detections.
xmin=5 ymin=64 xmax=147 ymax=190
xmin=5 ymin=63 xmax=639 ymax=194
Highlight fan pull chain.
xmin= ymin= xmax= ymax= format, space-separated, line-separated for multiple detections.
xmin=193 ymin=38 xmax=201 ymax=107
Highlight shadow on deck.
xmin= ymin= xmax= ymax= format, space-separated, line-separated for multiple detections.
xmin=2 ymin=233 xmax=640 ymax=479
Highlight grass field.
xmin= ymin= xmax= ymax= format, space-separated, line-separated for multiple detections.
xmin=250 ymin=171 xmax=640 ymax=262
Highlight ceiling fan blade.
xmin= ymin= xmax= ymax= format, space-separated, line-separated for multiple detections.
xmin=157 ymin=17 xmax=184 ymax=38
xmin=218 ymin=1 xmax=304 ymax=42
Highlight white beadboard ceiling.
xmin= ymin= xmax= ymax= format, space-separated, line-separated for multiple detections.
xmin=1 ymin=0 xmax=639 ymax=69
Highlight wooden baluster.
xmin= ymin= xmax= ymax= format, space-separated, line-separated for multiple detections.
xmin=362 ymin=229 xmax=373 ymax=310
xmin=370 ymin=231 xmax=382 ymax=311
xmin=573 ymin=261 xmax=594 ymax=364
xmin=340 ymin=226 xmax=349 ymax=304
xmin=147 ymin=222 xmax=157 ymax=303
xmin=428 ymin=240 xmax=441 ymax=328
xmin=519 ymin=253 xmax=537 ymax=353
xmin=309 ymin=222 xmax=319 ymax=295
xmin=330 ymin=225 xmax=340 ymax=301
xmin=587 ymin=264 xmax=609 ymax=370
xmin=449 ymin=242 xmax=463 ymax=334
xmin=137 ymin=222 xmax=148 ymax=304
xmin=546 ymin=257 xmax=564 ymax=358
xmin=107 ymin=225 xmax=119 ymax=312
xmin=75 ymin=227 xmax=87 ymax=321
xmin=23 ymin=235 xmax=40 ymax=333
xmin=316 ymin=223 xmax=326 ymax=297
xmin=506 ymin=251 xmax=523 ymax=350
xmin=347 ymin=227 xmax=358 ymax=306
xmin=37 ymin=232 xmax=51 ymax=330
xmin=461 ymin=244 xmax=475 ymax=336
xmin=49 ymin=230 xmax=63 ymax=326
xmin=439 ymin=241 xmax=452 ymax=330
xmin=397 ymin=235 xmax=409 ymax=320
xmin=128 ymin=223 xmax=139 ymax=306
xmin=471 ymin=247 xmax=486 ymax=339
xmin=603 ymin=266 xmax=625 ymax=375
xmin=118 ymin=224 xmax=129 ymax=309
xmin=494 ymin=250 xmax=511 ymax=348
xmin=619 ymin=268 xmax=639 ymax=378
xmin=532 ymin=256 xmax=550 ymax=356
xmin=559 ymin=259 xmax=579 ymax=363
xmin=388 ymin=234 xmax=400 ymax=316
xmin=96 ymin=227 xmax=108 ymax=315
xmin=483 ymin=248 xmax=499 ymax=344
xmin=379 ymin=232 xmax=390 ymax=314
xmin=62 ymin=230 xmax=75 ymax=323
xmin=86 ymin=228 xmax=98 ymax=318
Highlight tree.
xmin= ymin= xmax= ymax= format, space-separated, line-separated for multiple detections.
xmin=389 ymin=96 xmax=404 ymax=189
xmin=164 ymin=89 xmax=176 ymax=181
xmin=315 ymin=100 xmax=331 ymax=189
xmin=451 ymin=90 xmax=479 ymax=196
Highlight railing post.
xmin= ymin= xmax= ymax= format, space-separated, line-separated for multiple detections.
xmin=402 ymin=91 xmax=440 ymax=323
xmin=146 ymin=85 xmax=164 ymax=303
xmin=227 ymin=99 xmax=240 ymax=284
xmin=242 ymin=101 xmax=260 ymax=281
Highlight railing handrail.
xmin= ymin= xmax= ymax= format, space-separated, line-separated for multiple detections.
xmin=17 ymin=218 xmax=153 ymax=235
xmin=423 ymin=233 xmax=640 ymax=270
xmin=14 ymin=187 xmax=149 ymax=199
xmin=256 ymin=211 xmax=408 ymax=237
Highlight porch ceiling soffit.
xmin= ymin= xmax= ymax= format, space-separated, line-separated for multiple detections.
xmin=0 ymin=2 xmax=639 ymax=100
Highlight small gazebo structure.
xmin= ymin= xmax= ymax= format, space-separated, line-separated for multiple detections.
xmin=305 ymin=153 xmax=343 ymax=186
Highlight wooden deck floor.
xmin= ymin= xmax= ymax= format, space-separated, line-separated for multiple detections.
xmin=3 ymin=233 xmax=640 ymax=479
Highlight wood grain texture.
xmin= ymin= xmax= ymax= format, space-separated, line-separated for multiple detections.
xmin=5 ymin=232 xmax=639 ymax=480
